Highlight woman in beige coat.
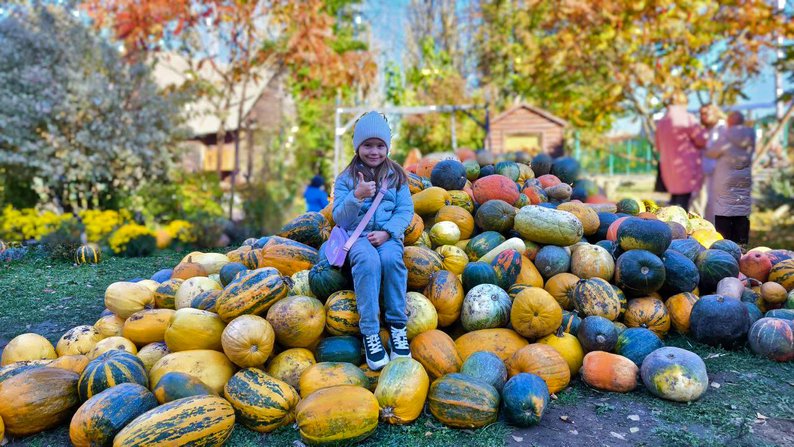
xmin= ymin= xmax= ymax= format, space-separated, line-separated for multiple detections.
xmin=705 ymin=112 xmax=755 ymax=246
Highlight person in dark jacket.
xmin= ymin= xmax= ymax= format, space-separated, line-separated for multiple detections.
xmin=304 ymin=175 xmax=329 ymax=212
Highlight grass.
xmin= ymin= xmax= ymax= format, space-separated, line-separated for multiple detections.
xmin=2 ymin=251 xmax=794 ymax=447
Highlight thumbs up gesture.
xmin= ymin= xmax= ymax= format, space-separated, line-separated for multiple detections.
xmin=354 ymin=172 xmax=376 ymax=200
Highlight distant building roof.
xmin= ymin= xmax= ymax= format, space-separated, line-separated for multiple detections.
xmin=152 ymin=52 xmax=275 ymax=137
xmin=491 ymin=104 xmax=568 ymax=127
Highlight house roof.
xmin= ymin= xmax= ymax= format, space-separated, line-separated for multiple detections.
xmin=491 ymin=104 xmax=568 ymax=127
xmin=152 ymin=52 xmax=275 ymax=137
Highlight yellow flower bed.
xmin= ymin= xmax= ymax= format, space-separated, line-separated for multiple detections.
xmin=165 ymin=219 xmax=196 ymax=243
xmin=109 ymin=224 xmax=156 ymax=255
xmin=0 ymin=206 xmax=72 ymax=241
xmin=79 ymin=209 xmax=132 ymax=242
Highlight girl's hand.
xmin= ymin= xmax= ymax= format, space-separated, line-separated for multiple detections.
xmin=367 ymin=231 xmax=390 ymax=247
xmin=354 ymin=172 xmax=376 ymax=200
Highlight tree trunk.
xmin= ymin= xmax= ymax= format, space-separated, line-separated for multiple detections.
xmin=754 ymin=101 xmax=794 ymax=167
xmin=216 ymin=125 xmax=226 ymax=178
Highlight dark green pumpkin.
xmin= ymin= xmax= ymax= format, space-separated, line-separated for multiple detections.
xmin=152 ymin=371 xmax=215 ymax=404
xmin=743 ymin=302 xmax=763 ymax=324
xmin=614 ymin=250 xmax=666 ymax=297
xmin=534 ymin=245 xmax=571 ymax=280
xmin=595 ymin=213 xmax=620 ymax=241
xmin=616 ymin=218 xmax=672 ymax=256
xmin=550 ymin=156 xmax=579 ymax=184
xmin=747 ymin=317 xmax=794 ymax=362
xmin=669 ymin=238 xmax=705 ymax=262
xmin=696 ymin=249 xmax=740 ymax=294
xmin=431 ymin=160 xmax=468 ymax=190
xmin=463 ymin=160 xmax=481 ymax=182
xmin=220 ymin=262 xmax=248 ymax=287
xmin=459 ymin=351 xmax=508 ymax=392
xmin=78 ymin=350 xmax=149 ymax=401
xmin=689 ymin=294 xmax=750 ymax=348
xmin=465 ymin=231 xmax=506 ymax=261
xmin=561 ymin=311 xmax=582 ymax=336
xmin=531 ymin=153 xmax=553 ymax=177
xmin=474 ymin=200 xmax=516 ymax=233
xmin=500 ymin=373 xmax=549 ymax=427
xmin=428 ymin=373 xmax=500 ymax=429
xmin=75 ymin=244 xmax=101 ymax=264
xmin=69 ymin=382 xmax=158 ymax=447
xmin=494 ymin=161 xmax=520 ymax=182
xmin=765 ymin=309 xmax=794 ymax=321
xmin=479 ymin=165 xmax=495 ymax=177
xmin=710 ymin=239 xmax=742 ymax=262
xmin=308 ymin=259 xmax=348 ymax=302
xmin=462 ymin=262 xmax=499 ymax=293
xmin=616 ymin=198 xmax=642 ymax=215
xmin=660 ymin=249 xmax=700 ymax=296
xmin=191 ymin=290 xmax=221 ymax=312
xmin=615 ymin=327 xmax=664 ymax=366
xmin=315 ymin=336 xmax=362 ymax=365
xmin=490 ymin=249 xmax=522 ymax=290
xmin=577 ymin=315 xmax=618 ymax=353
xmin=640 ymin=346 xmax=708 ymax=402
xmin=508 ymin=283 xmax=531 ymax=301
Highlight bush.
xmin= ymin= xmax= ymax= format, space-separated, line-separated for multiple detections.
xmin=0 ymin=246 xmax=28 ymax=262
xmin=187 ymin=212 xmax=229 ymax=249
xmin=133 ymin=172 xmax=225 ymax=223
xmin=38 ymin=218 xmax=84 ymax=261
xmin=754 ymin=166 xmax=794 ymax=211
xmin=108 ymin=224 xmax=156 ymax=257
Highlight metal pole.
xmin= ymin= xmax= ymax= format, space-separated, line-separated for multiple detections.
xmin=334 ymin=108 xmax=341 ymax=179
xmin=450 ymin=112 xmax=457 ymax=150
xmin=645 ymin=140 xmax=651 ymax=172
xmin=625 ymin=140 xmax=631 ymax=175
xmin=775 ymin=0 xmax=785 ymax=120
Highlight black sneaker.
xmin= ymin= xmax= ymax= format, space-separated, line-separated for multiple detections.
xmin=389 ymin=324 xmax=411 ymax=360
xmin=363 ymin=334 xmax=389 ymax=370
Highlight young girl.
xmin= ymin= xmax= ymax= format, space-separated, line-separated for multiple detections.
xmin=332 ymin=111 xmax=414 ymax=370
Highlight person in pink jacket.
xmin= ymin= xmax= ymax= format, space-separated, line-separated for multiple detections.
xmin=654 ymin=92 xmax=707 ymax=209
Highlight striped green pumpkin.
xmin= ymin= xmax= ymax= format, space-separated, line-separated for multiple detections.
xmin=75 ymin=245 xmax=101 ymax=265
xmin=69 ymin=383 xmax=158 ymax=447
xmin=154 ymin=279 xmax=183 ymax=310
xmin=152 ymin=371 xmax=215 ymax=404
xmin=404 ymin=246 xmax=444 ymax=290
xmin=572 ymin=278 xmax=621 ymax=321
xmin=190 ymin=290 xmax=221 ymax=312
xmin=325 ymin=290 xmax=360 ymax=336
xmin=215 ymin=267 xmax=292 ymax=323
xmin=78 ymin=350 xmax=148 ymax=401
xmin=277 ymin=212 xmax=331 ymax=249
xmin=112 ymin=395 xmax=235 ymax=447
xmin=465 ymin=231 xmax=505 ymax=262
xmin=223 ymin=368 xmax=299 ymax=433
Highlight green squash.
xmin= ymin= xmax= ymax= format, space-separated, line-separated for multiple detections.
xmin=431 ymin=160 xmax=468 ymax=190
xmin=615 ymin=328 xmax=664 ymax=366
xmin=315 ymin=336 xmax=363 ymax=365
xmin=78 ymin=350 xmax=148 ymax=401
xmin=576 ymin=316 xmax=618 ymax=353
xmin=461 ymin=284 xmax=512 ymax=331
xmin=490 ymin=249 xmax=522 ymax=290
xmin=573 ymin=278 xmax=621 ymax=320
xmin=69 ymin=383 xmax=158 ymax=447
xmin=695 ymin=249 xmax=740 ymax=294
xmin=461 ymin=262 xmax=499 ymax=293
xmin=514 ymin=206 xmax=584 ymax=246
xmin=747 ymin=317 xmax=794 ymax=362
xmin=152 ymin=371 xmax=215 ymax=404
xmin=465 ymin=231 xmax=506 ymax=262
xmin=459 ymin=351 xmax=508 ymax=392
xmin=428 ymin=373 xmax=500 ymax=429
xmin=614 ymin=250 xmax=666 ymax=297
xmin=219 ymin=263 xmax=248 ymax=287
xmin=500 ymin=373 xmax=549 ymax=427
xmin=616 ymin=218 xmax=672 ymax=256
xmin=308 ymin=259 xmax=349 ymax=302
xmin=660 ymin=249 xmax=700 ymax=296
xmin=474 ymin=200 xmax=516 ymax=233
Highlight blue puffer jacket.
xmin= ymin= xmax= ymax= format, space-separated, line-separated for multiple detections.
xmin=332 ymin=169 xmax=414 ymax=242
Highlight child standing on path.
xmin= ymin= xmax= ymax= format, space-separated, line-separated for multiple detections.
xmin=332 ymin=111 xmax=414 ymax=370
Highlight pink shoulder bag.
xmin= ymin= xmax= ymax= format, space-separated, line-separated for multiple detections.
xmin=326 ymin=188 xmax=386 ymax=268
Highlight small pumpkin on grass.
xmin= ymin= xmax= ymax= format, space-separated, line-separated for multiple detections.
xmin=640 ymin=347 xmax=708 ymax=402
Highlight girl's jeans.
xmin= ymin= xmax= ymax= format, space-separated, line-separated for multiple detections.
xmin=348 ymin=237 xmax=408 ymax=336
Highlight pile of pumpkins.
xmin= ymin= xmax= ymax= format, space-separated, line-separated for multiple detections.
xmin=2 ymin=149 xmax=794 ymax=446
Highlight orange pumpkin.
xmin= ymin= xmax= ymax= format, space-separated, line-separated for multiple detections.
xmin=0 ymin=367 xmax=80 ymax=437
xmin=666 ymin=292 xmax=699 ymax=334
xmin=48 ymin=355 xmax=90 ymax=375
xmin=624 ymin=297 xmax=671 ymax=337
xmin=570 ymin=244 xmax=615 ymax=281
xmin=506 ymin=343 xmax=570 ymax=394
xmin=409 ymin=329 xmax=462 ymax=381
xmin=516 ymin=256 xmax=544 ymax=288
xmin=455 ymin=328 xmax=528 ymax=362
xmin=266 ymin=348 xmax=316 ymax=393
xmin=435 ymin=205 xmax=475 ymax=239
xmin=171 ymin=256 xmax=207 ymax=280
xmin=122 ymin=309 xmax=175 ymax=347
xmin=544 ymin=273 xmax=580 ymax=311
xmin=266 ymin=296 xmax=326 ymax=348
xmin=510 ymin=287 xmax=563 ymax=340
xmin=580 ymin=351 xmax=639 ymax=393
xmin=434 ymin=245 xmax=469 ymax=275
xmin=221 ymin=315 xmax=275 ymax=368
xmin=404 ymin=214 xmax=425 ymax=246
xmin=472 ymin=175 xmax=520 ymax=205
xmin=298 ymin=362 xmax=369 ymax=399
xmin=423 ymin=271 xmax=464 ymax=327
xmin=557 ymin=203 xmax=600 ymax=236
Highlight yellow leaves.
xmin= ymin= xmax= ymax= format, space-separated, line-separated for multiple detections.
xmin=0 ymin=206 xmax=72 ymax=242
xmin=108 ymin=224 xmax=155 ymax=255
xmin=79 ymin=209 xmax=131 ymax=242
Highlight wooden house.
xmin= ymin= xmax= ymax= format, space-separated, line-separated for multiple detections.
xmin=489 ymin=104 xmax=567 ymax=157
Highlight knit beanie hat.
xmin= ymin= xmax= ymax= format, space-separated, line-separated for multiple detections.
xmin=352 ymin=111 xmax=391 ymax=152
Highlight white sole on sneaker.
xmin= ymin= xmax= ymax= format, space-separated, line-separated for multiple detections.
xmin=366 ymin=356 xmax=389 ymax=371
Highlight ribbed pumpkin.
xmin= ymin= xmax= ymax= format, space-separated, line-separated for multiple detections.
xmin=324 ymin=290 xmax=360 ymax=336
xmin=0 ymin=367 xmax=80 ymax=437
xmin=436 ymin=205 xmax=475 ymax=239
xmin=221 ymin=315 xmax=275 ymax=368
xmin=121 ymin=309 xmax=175 ymax=347
xmin=298 ymin=362 xmax=369 ymax=398
xmin=614 ymin=249 xmax=667 ymax=297
xmin=1 ymin=333 xmax=57 ymax=366
xmin=465 ymin=231 xmax=505 ymax=261
xmin=164 ymin=308 xmax=226 ymax=352
xmin=88 ymin=336 xmax=138 ymax=359
xmin=259 ymin=238 xmax=319 ymax=276
xmin=405 ymin=291 xmax=439 ymax=339
xmin=689 ymin=294 xmax=751 ymax=348
xmin=616 ymin=328 xmax=665 ymax=366
xmin=428 ymin=373 xmax=500 ymax=428
xmin=112 ymin=395 xmax=235 ymax=447
xmin=48 ymin=355 xmax=90 ymax=375
xmin=410 ymin=329 xmax=462 ymax=381
xmin=413 ymin=186 xmax=453 ymax=216
xmin=435 ymin=244 xmax=469 ymax=275
xmin=375 ymin=358 xmax=429 ymax=424
xmin=538 ymin=327 xmax=585 ymax=375
xmin=461 ymin=284 xmax=512 ymax=331
xmin=544 ymin=273 xmax=579 ymax=310
xmin=296 ymin=385 xmax=379 ymax=445
xmin=506 ymin=343 xmax=570 ymax=393
xmin=475 ymin=199 xmax=516 ymax=233
xmin=573 ymin=277 xmax=621 ymax=320
xmin=571 ymin=244 xmax=615 ymax=281
xmin=266 ymin=295 xmax=326 ymax=348
xmin=623 ymin=297 xmax=671 ymax=337
xmin=56 ymin=325 xmax=103 ymax=357
xmin=580 ymin=351 xmax=639 ymax=393
xmin=277 ymin=211 xmax=330 ymax=248
xmin=769 ymin=259 xmax=794 ymax=291
xmin=696 ymin=249 xmax=741 ymax=294
xmin=149 ymin=350 xmax=236 ymax=394
xmin=266 ymin=348 xmax=316 ymax=393
xmin=403 ymin=213 xmax=425 ymax=246
xmin=455 ymin=328 xmax=528 ymax=362
xmin=404 ymin=246 xmax=444 ymax=290
xmin=666 ymin=292 xmax=699 ymax=333
xmin=242 ymin=248 xmax=263 ymax=269
xmin=510 ymin=287 xmax=563 ymax=340
xmin=561 ymin=310 xmax=582 ymax=335
xmin=153 ymin=278 xmax=183 ymax=309
xmin=640 ymin=347 xmax=708 ymax=402
xmin=78 ymin=350 xmax=148 ymax=401
xmin=105 ymin=281 xmax=155 ymax=319
xmin=472 ymin=174 xmax=520 ymax=205
xmin=94 ymin=314 xmax=126 ymax=339
xmin=69 ymin=383 xmax=158 ymax=447
xmin=224 ymin=368 xmax=299 ymax=433
xmin=216 ymin=267 xmax=292 ymax=322
xmin=152 ymin=371 xmax=215 ymax=404
xmin=747 ymin=317 xmax=794 ymax=362
xmin=308 ymin=259 xmax=348 ymax=301
xmin=136 ymin=342 xmax=169 ymax=373
xmin=449 ymin=190 xmax=474 ymax=213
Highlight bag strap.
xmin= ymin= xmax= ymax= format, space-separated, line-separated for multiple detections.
xmin=343 ymin=188 xmax=387 ymax=251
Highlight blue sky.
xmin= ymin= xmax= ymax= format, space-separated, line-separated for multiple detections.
xmin=363 ymin=0 xmax=791 ymax=134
